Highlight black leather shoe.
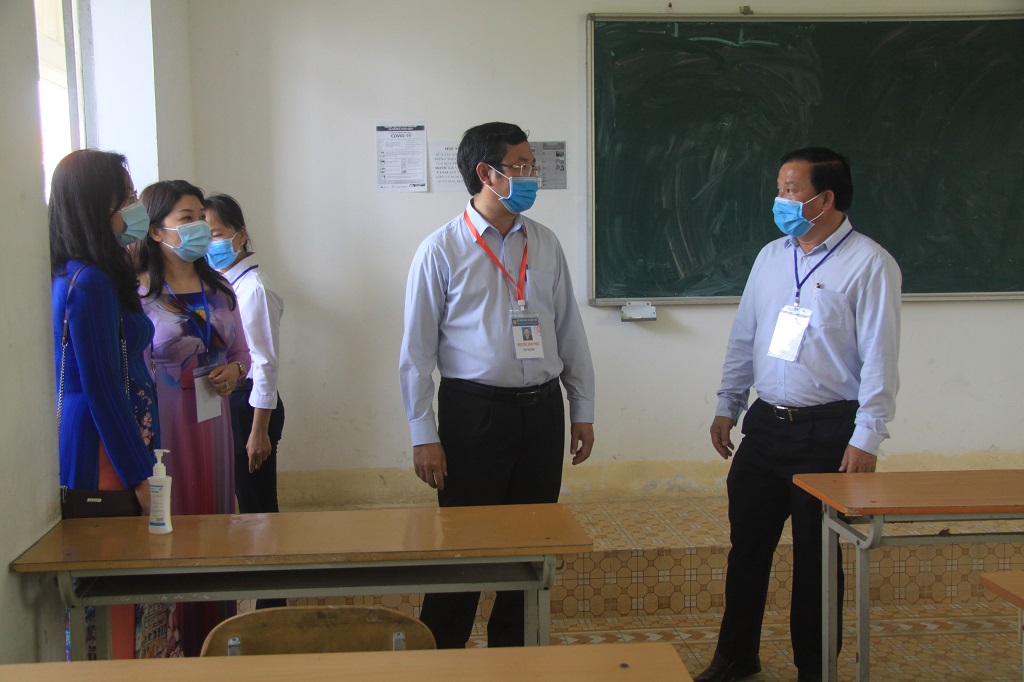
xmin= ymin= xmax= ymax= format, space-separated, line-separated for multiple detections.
xmin=693 ymin=652 xmax=762 ymax=682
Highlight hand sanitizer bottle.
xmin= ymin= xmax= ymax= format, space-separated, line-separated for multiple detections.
xmin=148 ymin=449 xmax=173 ymax=534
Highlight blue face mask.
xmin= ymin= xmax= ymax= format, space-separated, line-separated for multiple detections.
xmin=205 ymin=236 xmax=240 ymax=270
xmin=160 ymin=221 xmax=212 ymax=262
xmin=488 ymin=166 xmax=540 ymax=214
xmin=117 ymin=200 xmax=151 ymax=246
xmin=772 ymin=192 xmax=824 ymax=238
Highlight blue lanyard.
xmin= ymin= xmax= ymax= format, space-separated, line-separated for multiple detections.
xmin=164 ymin=282 xmax=212 ymax=350
xmin=231 ymin=264 xmax=259 ymax=286
xmin=792 ymin=229 xmax=854 ymax=306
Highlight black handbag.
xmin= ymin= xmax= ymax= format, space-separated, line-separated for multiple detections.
xmin=60 ymin=485 xmax=142 ymax=519
xmin=57 ymin=266 xmax=142 ymax=520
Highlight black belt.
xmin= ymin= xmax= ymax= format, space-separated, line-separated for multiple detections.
xmin=442 ymin=378 xmax=561 ymax=406
xmin=767 ymin=399 xmax=859 ymax=423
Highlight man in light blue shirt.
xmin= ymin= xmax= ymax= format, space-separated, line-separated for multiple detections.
xmin=696 ymin=148 xmax=900 ymax=682
xmin=399 ymin=122 xmax=595 ymax=649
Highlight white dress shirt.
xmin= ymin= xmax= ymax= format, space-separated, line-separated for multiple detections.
xmin=225 ymin=254 xmax=284 ymax=410
xmin=716 ymin=218 xmax=901 ymax=454
xmin=400 ymin=201 xmax=595 ymax=446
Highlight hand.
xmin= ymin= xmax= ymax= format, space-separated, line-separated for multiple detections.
xmin=246 ymin=408 xmax=273 ymax=473
xmin=208 ymin=363 xmax=240 ymax=396
xmin=134 ymin=479 xmax=152 ymax=516
xmin=569 ymin=423 xmax=594 ymax=465
xmin=246 ymin=428 xmax=272 ymax=473
xmin=413 ymin=442 xmax=447 ymax=490
xmin=710 ymin=416 xmax=736 ymax=459
xmin=839 ymin=444 xmax=877 ymax=473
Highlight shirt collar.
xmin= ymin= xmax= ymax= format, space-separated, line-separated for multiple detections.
xmin=224 ymin=253 xmax=259 ymax=282
xmin=785 ymin=216 xmax=854 ymax=254
xmin=465 ymin=200 xmax=524 ymax=238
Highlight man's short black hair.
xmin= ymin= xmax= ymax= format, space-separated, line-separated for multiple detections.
xmin=457 ymin=122 xmax=529 ymax=195
xmin=780 ymin=147 xmax=854 ymax=211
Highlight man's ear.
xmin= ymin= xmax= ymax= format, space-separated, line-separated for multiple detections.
xmin=476 ymin=162 xmax=494 ymax=188
xmin=822 ymin=189 xmax=836 ymax=211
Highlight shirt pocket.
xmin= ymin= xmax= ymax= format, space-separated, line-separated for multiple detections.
xmin=810 ymin=287 xmax=848 ymax=331
xmin=525 ymin=271 xmax=556 ymax=317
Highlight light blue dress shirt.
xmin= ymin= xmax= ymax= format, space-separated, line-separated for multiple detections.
xmin=400 ymin=201 xmax=595 ymax=446
xmin=716 ymin=218 xmax=901 ymax=455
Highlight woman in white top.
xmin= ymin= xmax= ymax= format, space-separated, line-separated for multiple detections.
xmin=204 ymin=194 xmax=285 ymax=522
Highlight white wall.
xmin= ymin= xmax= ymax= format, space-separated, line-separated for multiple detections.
xmin=151 ymin=0 xmax=196 ymax=180
xmin=175 ymin=0 xmax=1023 ymax=484
xmin=0 ymin=0 xmax=66 ymax=665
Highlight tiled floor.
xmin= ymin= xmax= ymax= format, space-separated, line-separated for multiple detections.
xmin=291 ymin=496 xmax=1024 ymax=681
xmin=543 ymin=498 xmax=1024 ymax=680
xmin=541 ymin=601 xmax=1021 ymax=681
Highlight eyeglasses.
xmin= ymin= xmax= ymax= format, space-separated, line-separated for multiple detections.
xmin=125 ymin=188 xmax=139 ymax=205
xmin=496 ymin=163 xmax=541 ymax=178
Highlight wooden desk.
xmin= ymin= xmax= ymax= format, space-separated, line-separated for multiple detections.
xmin=0 ymin=642 xmax=690 ymax=681
xmin=980 ymin=571 xmax=1024 ymax=676
xmin=10 ymin=503 xmax=591 ymax=661
xmin=793 ymin=470 xmax=1024 ymax=682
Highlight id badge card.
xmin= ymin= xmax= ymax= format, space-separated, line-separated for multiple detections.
xmin=192 ymin=364 xmax=222 ymax=422
xmin=767 ymin=305 xmax=812 ymax=362
xmin=511 ymin=309 xmax=545 ymax=359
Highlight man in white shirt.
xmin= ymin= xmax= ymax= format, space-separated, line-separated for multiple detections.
xmin=697 ymin=148 xmax=900 ymax=682
xmin=399 ymin=122 xmax=596 ymax=648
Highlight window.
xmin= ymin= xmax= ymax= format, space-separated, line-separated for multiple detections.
xmin=34 ymin=0 xmax=83 ymax=199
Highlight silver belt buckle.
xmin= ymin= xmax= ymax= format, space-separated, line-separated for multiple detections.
xmin=774 ymin=405 xmax=796 ymax=422
xmin=517 ymin=389 xmax=541 ymax=406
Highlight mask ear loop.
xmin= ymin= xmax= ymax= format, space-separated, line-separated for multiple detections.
xmin=804 ymin=191 xmax=826 ymax=224
xmin=486 ymin=165 xmax=514 ymax=200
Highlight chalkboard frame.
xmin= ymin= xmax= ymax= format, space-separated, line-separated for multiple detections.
xmin=587 ymin=13 xmax=1024 ymax=305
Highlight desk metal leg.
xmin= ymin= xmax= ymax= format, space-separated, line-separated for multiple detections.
xmin=525 ymin=588 xmax=539 ymax=645
xmin=59 ymin=572 xmax=90 ymax=662
xmin=68 ymin=606 xmax=87 ymax=661
xmin=524 ymin=556 xmax=554 ymax=646
xmin=94 ymin=605 xmax=113 ymax=660
xmin=823 ymin=504 xmax=840 ymax=682
xmin=525 ymin=587 xmax=552 ymax=645
xmin=1018 ymin=608 xmax=1022 ymax=682
xmin=856 ymin=544 xmax=870 ymax=681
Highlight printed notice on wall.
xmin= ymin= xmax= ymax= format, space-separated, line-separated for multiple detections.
xmin=429 ymin=141 xmax=464 ymax=192
xmin=531 ymin=141 xmax=567 ymax=190
xmin=376 ymin=122 xmax=427 ymax=192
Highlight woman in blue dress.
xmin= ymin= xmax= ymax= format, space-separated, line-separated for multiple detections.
xmin=50 ymin=149 xmax=158 ymax=511
xmin=49 ymin=149 xmax=164 ymax=658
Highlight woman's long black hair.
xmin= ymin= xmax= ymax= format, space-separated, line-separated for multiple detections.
xmin=48 ymin=149 xmax=142 ymax=312
xmin=136 ymin=180 xmax=236 ymax=309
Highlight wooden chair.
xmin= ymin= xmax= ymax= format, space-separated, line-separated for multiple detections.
xmin=200 ymin=605 xmax=436 ymax=656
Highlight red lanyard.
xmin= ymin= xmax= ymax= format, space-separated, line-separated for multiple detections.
xmin=464 ymin=210 xmax=528 ymax=303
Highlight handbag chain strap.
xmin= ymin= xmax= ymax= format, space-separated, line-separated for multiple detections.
xmin=58 ymin=266 xmax=130 ymax=438
xmin=121 ymin=319 xmax=130 ymax=396
xmin=57 ymin=266 xmax=87 ymax=438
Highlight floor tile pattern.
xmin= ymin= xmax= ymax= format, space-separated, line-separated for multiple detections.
xmin=277 ymin=496 xmax=1024 ymax=680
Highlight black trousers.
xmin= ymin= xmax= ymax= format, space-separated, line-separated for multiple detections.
xmin=716 ymin=399 xmax=853 ymax=677
xmin=418 ymin=378 xmax=565 ymax=649
xmin=229 ymin=382 xmax=286 ymax=610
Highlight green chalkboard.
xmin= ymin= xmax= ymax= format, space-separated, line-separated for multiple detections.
xmin=589 ymin=16 xmax=1024 ymax=302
